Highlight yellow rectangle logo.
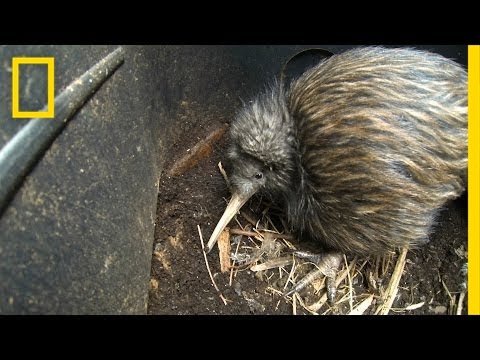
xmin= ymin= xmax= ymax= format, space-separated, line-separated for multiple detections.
xmin=11 ymin=57 xmax=55 ymax=118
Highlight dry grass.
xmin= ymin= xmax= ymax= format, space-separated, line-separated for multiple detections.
xmin=215 ymin=207 xmax=415 ymax=314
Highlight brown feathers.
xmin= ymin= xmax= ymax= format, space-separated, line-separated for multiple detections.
xmin=229 ymin=46 xmax=467 ymax=256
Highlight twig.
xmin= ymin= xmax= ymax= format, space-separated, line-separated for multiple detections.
xmin=229 ymin=235 xmax=242 ymax=286
xmin=230 ymin=229 xmax=263 ymax=238
xmin=376 ymin=247 xmax=408 ymax=315
xmin=456 ymin=292 xmax=466 ymax=315
xmin=265 ymin=213 xmax=280 ymax=233
xmin=250 ymin=257 xmax=294 ymax=272
xmin=263 ymin=228 xmax=294 ymax=237
xmin=284 ymin=257 xmax=297 ymax=291
xmin=218 ymin=161 xmax=231 ymax=192
xmin=266 ymin=286 xmax=284 ymax=297
xmin=405 ymin=301 xmax=425 ymax=311
xmin=441 ymin=280 xmax=456 ymax=315
xmin=356 ymin=258 xmax=370 ymax=274
xmin=197 ymin=225 xmax=228 ymax=305
xmin=345 ymin=254 xmax=353 ymax=313
xmin=347 ymin=294 xmax=374 ymax=315
xmin=441 ymin=279 xmax=454 ymax=302
xmin=293 ymin=293 xmax=297 ymax=315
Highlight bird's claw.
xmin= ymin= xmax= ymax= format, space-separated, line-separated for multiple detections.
xmin=284 ymin=251 xmax=342 ymax=304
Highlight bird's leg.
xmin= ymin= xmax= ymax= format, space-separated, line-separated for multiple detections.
xmin=284 ymin=251 xmax=343 ymax=304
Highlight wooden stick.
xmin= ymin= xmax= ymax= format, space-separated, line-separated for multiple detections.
xmin=218 ymin=228 xmax=231 ymax=273
xmin=250 ymin=257 xmax=294 ymax=272
xmin=168 ymin=126 xmax=227 ymax=176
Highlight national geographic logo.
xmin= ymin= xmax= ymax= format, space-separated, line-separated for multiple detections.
xmin=11 ymin=57 xmax=54 ymax=118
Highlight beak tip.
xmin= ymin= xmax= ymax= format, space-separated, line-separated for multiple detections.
xmin=204 ymin=191 xmax=249 ymax=257
xmin=204 ymin=240 xmax=214 ymax=254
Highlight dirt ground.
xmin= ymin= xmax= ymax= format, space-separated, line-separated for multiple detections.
xmin=147 ymin=111 xmax=468 ymax=315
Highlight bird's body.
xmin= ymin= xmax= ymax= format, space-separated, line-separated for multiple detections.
xmin=207 ymin=46 xmax=467 ymax=258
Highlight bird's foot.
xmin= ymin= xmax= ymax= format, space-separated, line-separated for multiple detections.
xmin=284 ymin=251 xmax=342 ymax=304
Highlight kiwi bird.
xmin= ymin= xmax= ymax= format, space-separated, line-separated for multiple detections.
xmin=205 ymin=46 xmax=467 ymax=295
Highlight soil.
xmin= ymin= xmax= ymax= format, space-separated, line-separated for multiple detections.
xmin=147 ymin=115 xmax=468 ymax=316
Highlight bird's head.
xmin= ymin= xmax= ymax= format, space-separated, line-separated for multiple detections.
xmin=206 ymin=85 xmax=296 ymax=253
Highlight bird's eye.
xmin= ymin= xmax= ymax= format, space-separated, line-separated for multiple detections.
xmin=254 ymin=172 xmax=263 ymax=179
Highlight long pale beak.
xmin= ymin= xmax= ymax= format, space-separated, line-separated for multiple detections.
xmin=205 ymin=190 xmax=254 ymax=253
